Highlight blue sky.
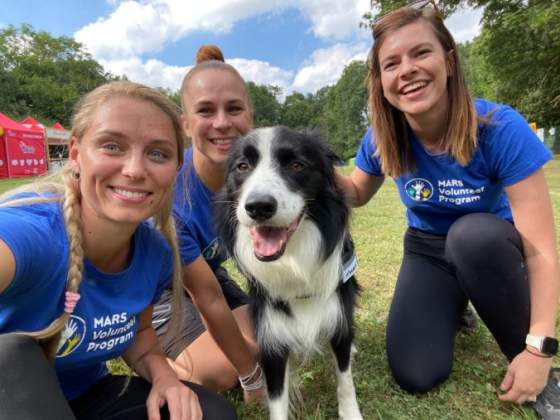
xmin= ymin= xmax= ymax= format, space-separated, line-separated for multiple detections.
xmin=2 ymin=0 xmax=482 ymax=98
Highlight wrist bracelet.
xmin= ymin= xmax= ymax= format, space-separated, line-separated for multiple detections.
xmin=239 ymin=362 xmax=261 ymax=383
xmin=240 ymin=374 xmax=265 ymax=391
xmin=525 ymin=347 xmax=553 ymax=359
xmin=239 ymin=362 xmax=265 ymax=391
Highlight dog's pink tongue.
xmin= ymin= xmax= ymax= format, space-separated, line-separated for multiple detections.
xmin=250 ymin=226 xmax=287 ymax=257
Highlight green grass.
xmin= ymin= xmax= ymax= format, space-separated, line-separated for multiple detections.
xmin=0 ymin=177 xmax=38 ymax=193
xmin=1 ymin=158 xmax=559 ymax=419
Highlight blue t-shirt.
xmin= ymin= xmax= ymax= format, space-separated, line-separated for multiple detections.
xmin=173 ymin=148 xmax=227 ymax=270
xmin=355 ymin=98 xmax=552 ymax=235
xmin=0 ymin=200 xmax=173 ymax=400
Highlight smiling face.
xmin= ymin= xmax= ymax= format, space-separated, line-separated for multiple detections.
xmin=378 ymin=20 xmax=450 ymax=122
xmin=183 ymin=68 xmax=252 ymax=168
xmin=70 ymin=96 xmax=179 ymax=228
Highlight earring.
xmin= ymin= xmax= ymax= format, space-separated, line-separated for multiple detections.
xmin=72 ymin=169 xmax=80 ymax=180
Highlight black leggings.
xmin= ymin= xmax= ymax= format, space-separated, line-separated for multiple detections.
xmin=386 ymin=213 xmax=530 ymax=393
xmin=0 ymin=334 xmax=237 ymax=420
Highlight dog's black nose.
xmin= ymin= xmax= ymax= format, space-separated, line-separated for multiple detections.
xmin=245 ymin=193 xmax=277 ymax=221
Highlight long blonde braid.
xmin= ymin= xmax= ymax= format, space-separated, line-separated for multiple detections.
xmin=21 ymin=168 xmax=85 ymax=359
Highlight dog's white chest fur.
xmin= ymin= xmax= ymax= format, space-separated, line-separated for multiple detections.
xmin=236 ymin=219 xmax=344 ymax=353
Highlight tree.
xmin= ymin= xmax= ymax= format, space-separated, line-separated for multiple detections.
xmin=476 ymin=1 xmax=560 ymax=128
xmin=246 ymin=82 xmax=281 ymax=127
xmin=322 ymin=61 xmax=368 ymax=160
xmin=0 ymin=24 xmax=111 ymax=125
xmin=457 ymin=40 xmax=497 ymax=100
xmin=157 ymin=87 xmax=182 ymax=109
xmin=280 ymin=92 xmax=318 ymax=130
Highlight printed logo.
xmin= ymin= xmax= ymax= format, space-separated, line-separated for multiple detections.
xmin=18 ymin=140 xmax=36 ymax=154
xmin=405 ymin=178 xmax=434 ymax=201
xmin=56 ymin=315 xmax=87 ymax=358
xmin=202 ymin=238 xmax=222 ymax=261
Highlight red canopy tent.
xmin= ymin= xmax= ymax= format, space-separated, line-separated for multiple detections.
xmin=20 ymin=116 xmax=45 ymax=131
xmin=0 ymin=113 xmax=48 ymax=178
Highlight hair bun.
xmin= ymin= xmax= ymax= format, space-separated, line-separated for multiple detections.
xmin=196 ymin=45 xmax=225 ymax=64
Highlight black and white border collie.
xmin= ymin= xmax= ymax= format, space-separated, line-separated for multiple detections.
xmin=216 ymin=126 xmax=362 ymax=420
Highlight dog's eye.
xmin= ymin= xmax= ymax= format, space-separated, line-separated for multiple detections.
xmin=237 ymin=162 xmax=250 ymax=172
xmin=290 ymin=161 xmax=305 ymax=171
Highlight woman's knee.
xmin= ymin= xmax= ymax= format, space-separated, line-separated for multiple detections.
xmin=0 ymin=333 xmax=38 ymax=360
xmin=185 ymin=382 xmax=238 ymax=420
xmin=389 ymin=356 xmax=452 ymax=394
xmin=446 ymin=213 xmax=521 ymax=267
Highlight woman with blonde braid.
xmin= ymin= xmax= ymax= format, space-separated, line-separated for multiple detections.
xmin=0 ymin=81 xmax=236 ymax=419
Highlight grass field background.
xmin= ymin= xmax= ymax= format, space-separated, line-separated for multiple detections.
xmin=1 ymin=157 xmax=559 ymax=419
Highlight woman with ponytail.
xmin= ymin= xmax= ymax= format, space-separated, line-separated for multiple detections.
xmin=0 ymin=81 xmax=236 ymax=419
xmin=152 ymin=45 xmax=265 ymax=402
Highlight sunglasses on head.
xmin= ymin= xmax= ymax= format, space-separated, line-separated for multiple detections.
xmin=408 ymin=0 xmax=439 ymax=12
xmin=371 ymin=0 xmax=442 ymax=37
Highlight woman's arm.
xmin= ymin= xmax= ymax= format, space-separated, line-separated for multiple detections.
xmin=508 ymin=169 xmax=559 ymax=338
xmin=498 ymin=168 xmax=560 ymax=403
xmin=183 ymin=256 xmax=256 ymax=378
xmin=123 ymin=308 xmax=201 ymax=420
xmin=0 ymin=240 xmax=15 ymax=294
xmin=336 ymin=167 xmax=385 ymax=207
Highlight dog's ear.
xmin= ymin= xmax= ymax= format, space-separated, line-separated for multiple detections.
xmin=327 ymin=151 xmax=346 ymax=167
xmin=299 ymin=127 xmax=346 ymax=166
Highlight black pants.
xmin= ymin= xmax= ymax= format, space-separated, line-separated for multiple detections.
xmin=386 ymin=213 xmax=530 ymax=393
xmin=0 ymin=334 xmax=237 ymax=420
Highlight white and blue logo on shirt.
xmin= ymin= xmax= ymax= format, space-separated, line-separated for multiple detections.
xmin=56 ymin=315 xmax=87 ymax=358
xmin=405 ymin=178 xmax=434 ymax=202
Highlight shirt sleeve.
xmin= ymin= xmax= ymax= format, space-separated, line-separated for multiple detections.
xmin=354 ymin=128 xmax=384 ymax=177
xmin=482 ymin=105 xmax=552 ymax=186
xmin=0 ymin=208 xmax=61 ymax=297
xmin=148 ymin=229 xmax=175 ymax=304
xmin=174 ymin=214 xmax=202 ymax=267
xmin=152 ymin=251 xmax=174 ymax=304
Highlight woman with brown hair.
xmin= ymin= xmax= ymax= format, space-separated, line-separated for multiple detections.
xmin=337 ymin=1 xmax=560 ymax=416
xmin=152 ymin=45 xmax=265 ymax=402
xmin=0 ymin=81 xmax=236 ymax=419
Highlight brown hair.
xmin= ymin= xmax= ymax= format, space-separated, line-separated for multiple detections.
xmin=367 ymin=5 xmax=478 ymax=177
xmin=180 ymin=45 xmax=253 ymax=117
xmin=0 ymin=81 xmax=185 ymax=359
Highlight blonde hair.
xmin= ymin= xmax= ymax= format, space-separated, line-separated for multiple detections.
xmin=367 ymin=5 xmax=478 ymax=177
xmin=0 ymin=81 xmax=186 ymax=359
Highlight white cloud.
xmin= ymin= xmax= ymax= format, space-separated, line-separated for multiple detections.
xmin=100 ymin=56 xmax=293 ymax=96
xmin=75 ymin=0 xmax=372 ymax=60
xmin=297 ymin=0 xmax=371 ymax=39
xmin=75 ymin=1 xmax=284 ymax=59
xmin=445 ymin=7 xmax=483 ymax=43
xmin=76 ymin=1 xmax=482 ymax=97
xmin=100 ymin=57 xmax=188 ymax=90
xmin=290 ymin=42 xmax=369 ymax=94
xmin=96 ymin=41 xmax=369 ymax=98
xmin=230 ymin=58 xmax=294 ymax=92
